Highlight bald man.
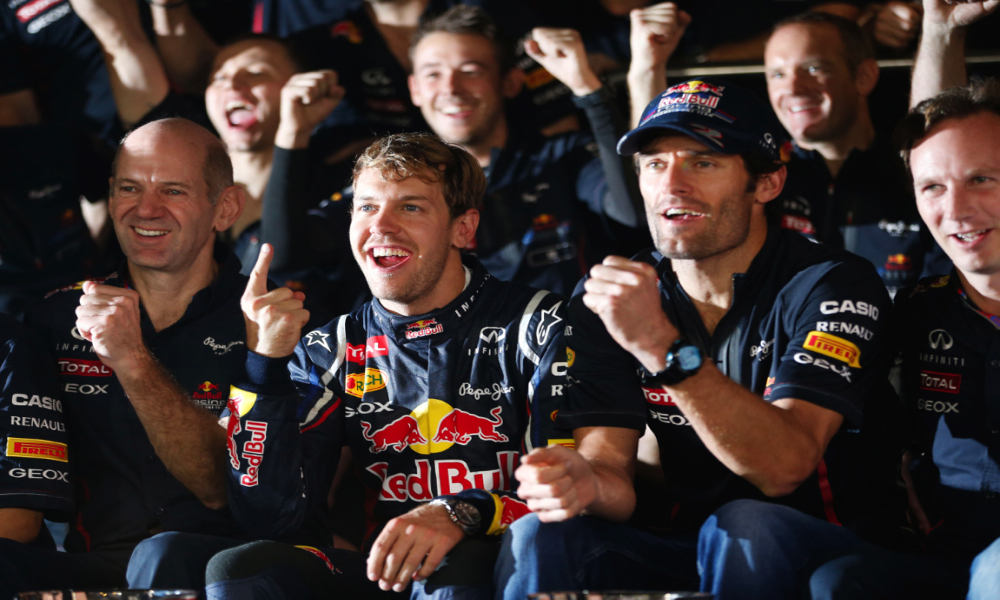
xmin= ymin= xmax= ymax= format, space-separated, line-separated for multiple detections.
xmin=7 ymin=118 xmax=280 ymax=595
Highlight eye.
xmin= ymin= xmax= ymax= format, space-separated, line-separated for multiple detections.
xmin=402 ymin=204 xmax=422 ymax=212
xmin=356 ymin=203 xmax=376 ymax=213
xmin=806 ymin=65 xmax=823 ymax=75
xmin=119 ymin=185 xmax=137 ymax=193
xmin=767 ymin=70 xmax=783 ymax=80
xmin=693 ymin=160 xmax=715 ymax=168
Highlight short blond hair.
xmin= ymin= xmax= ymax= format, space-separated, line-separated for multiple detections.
xmin=352 ymin=132 xmax=486 ymax=218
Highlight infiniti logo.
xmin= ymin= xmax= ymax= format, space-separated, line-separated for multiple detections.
xmin=928 ymin=329 xmax=953 ymax=350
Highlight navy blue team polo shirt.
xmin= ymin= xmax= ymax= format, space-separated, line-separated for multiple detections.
xmin=561 ymin=227 xmax=909 ymax=543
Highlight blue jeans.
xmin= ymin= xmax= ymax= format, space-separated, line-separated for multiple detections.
xmin=698 ymin=500 xmax=870 ymax=600
xmin=127 ymin=532 xmax=248 ymax=598
xmin=494 ymin=513 xmax=700 ymax=600
xmin=807 ymin=536 xmax=1000 ymax=600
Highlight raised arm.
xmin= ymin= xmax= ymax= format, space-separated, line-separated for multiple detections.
xmin=148 ymin=2 xmax=219 ymax=94
xmin=68 ymin=0 xmax=169 ymax=127
xmin=911 ymin=0 xmax=999 ymax=107
xmin=626 ymin=3 xmax=690 ymax=128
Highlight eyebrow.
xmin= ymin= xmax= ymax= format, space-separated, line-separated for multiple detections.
xmin=354 ymin=194 xmax=430 ymax=203
xmin=417 ymin=61 xmax=487 ymax=71
xmin=116 ymin=178 xmax=194 ymax=189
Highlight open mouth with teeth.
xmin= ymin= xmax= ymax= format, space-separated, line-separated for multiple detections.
xmin=664 ymin=207 xmax=707 ymax=221
xmin=225 ymin=100 xmax=258 ymax=129
xmin=370 ymin=247 xmax=412 ymax=269
xmin=952 ymin=230 xmax=990 ymax=244
xmin=134 ymin=226 xmax=168 ymax=238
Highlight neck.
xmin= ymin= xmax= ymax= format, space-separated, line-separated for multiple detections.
xmin=464 ymin=119 xmax=508 ymax=168
xmin=366 ymin=0 xmax=428 ymax=26
xmin=381 ymin=254 xmax=467 ymax=317
xmin=670 ymin=217 xmax=768 ymax=334
xmin=127 ymin=244 xmax=219 ymax=332
xmin=957 ymin=269 xmax=1000 ymax=317
xmin=796 ymin=110 xmax=875 ymax=178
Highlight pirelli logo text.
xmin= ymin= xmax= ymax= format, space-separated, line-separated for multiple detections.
xmin=6 ymin=438 xmax=68 ymax=462
xmin=803 ymin=331 xmax=861 ymax=368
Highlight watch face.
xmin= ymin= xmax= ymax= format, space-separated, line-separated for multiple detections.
xmin=454 ymin=502 xmax=481 ymax=526
xmin=676 ymin=345 xmax=702 ymax=371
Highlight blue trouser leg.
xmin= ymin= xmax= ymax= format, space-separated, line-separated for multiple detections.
xmin=698 ymin=500 xmax=867 ymax=600
xmin=412 ymin=538 xmax=500 ymax=600
xmin=0 ymin=538 xmax=129 ymax=597
xmin=967 ymin=537 xmax=1000 ymax=600
xmin=806 ymin=544 xmax=967 ymax=600
xmin=127 ymin=532 xmax=247 ymax=598
xmin=495 ymin=513 xmax=700 ymax=600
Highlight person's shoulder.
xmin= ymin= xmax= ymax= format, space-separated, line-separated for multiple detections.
xmin=774 ymin=232 xmax=888 ymax=301
xmin=894 ymin=273 xmax=956 ymax=313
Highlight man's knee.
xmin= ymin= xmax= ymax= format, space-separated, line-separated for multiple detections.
xmin=701 ymin=499 xmax=802 ymax=543
xmin=128 ymin=532 xmax=195 ymax=574
xmin=969 ymin=538 xmax=1000 ymax=600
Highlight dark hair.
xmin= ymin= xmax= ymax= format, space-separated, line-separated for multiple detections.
xmin=219 ymin=32 xmax=307 ymax=73
xmin=409 ymin=5 xmax=515 ymax=74
xmin=352 ymin=132 xmax=486 ymax=218
xmin=898 ymin=78 xmax=1000 ymax=168
xmin=110 ymin=118 xmax=234 ymax=205
xmin=771 ymin=12 xmax=874 ymax=76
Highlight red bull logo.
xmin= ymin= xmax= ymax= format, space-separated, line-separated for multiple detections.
xmin=665 ymin=80 xmax=725 ymax=96
xmin=405 ymin=319 xmax=443 ymax=339
xmin=532 ymin=214 xmax=558 ymax=231
xmin=885 ymin=254 xmax=911 ymax=270
xmin=360 ymin=399 xmax=509 ymax=455
xmin=361 ymin=415 xmax=428 ymax=453
xmin=366 ymin=451 xmax=519 ymax=502
xmin=330 ymin=20 xmax=362 ymax=43
xmin=433 ymin=406 xmax=508 ymax=445
xmin=193 ymin=380 xmax=223 ymax=401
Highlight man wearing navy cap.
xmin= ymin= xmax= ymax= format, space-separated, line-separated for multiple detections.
xmin=495 ymin=79 xmax=909 ymax=600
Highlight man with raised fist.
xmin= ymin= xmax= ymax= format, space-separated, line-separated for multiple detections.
xmin=6 ymin=117 xmax=269 ymax=596
xmin=210 ymin=132 xmax=569 ymax=600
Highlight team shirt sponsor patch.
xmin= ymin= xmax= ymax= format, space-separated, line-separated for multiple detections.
xmin=58 ymin=358 xmax=112 ymax=376
xmin=804 ymin=331 xmax=861 ymax=368
xmin=345 ymin=368 xmax=387 ymax=398
xmin=6 ymin=437 xmax=68 ymax=462
xmin=919 ymin=371 xmax=961 ymax=394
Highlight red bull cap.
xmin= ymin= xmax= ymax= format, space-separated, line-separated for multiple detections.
xmin=618 ymin=77 xmax=787 ymax=164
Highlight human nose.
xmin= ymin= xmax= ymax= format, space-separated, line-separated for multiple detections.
xmin=941 ymin=187 xmax=976 ymax=223
xmin=132 ymin=190 xmax=167 ymax=219
xmin=662 ymin=159 xmax=694 ymax=196
xmin=368 ymin=206 xmax=401 ymax=235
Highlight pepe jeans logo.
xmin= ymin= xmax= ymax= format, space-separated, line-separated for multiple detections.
xmin=204 ymin=337 xmax=245 ymax=355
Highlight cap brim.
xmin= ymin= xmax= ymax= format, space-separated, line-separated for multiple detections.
xmin=617 ymin=122 xmax=736 ymax=156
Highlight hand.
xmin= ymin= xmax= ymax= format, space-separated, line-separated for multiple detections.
xmin=75 ymin=281 xmax=148 ymax=372
xmin=241 ymin=243 xmax=310 ymax=358
xmin=582 ymin=256 xmax=677 ymax=373
xmin=275 ymin=70 xmax=345 ymax=149
xmin=525 ymin=28 xmax=602 ymax=97
xmin=874 ymin=2 xmax=923 ymax=48
xmin=515 ymin=445 xmax=598 ymax=522
xmin=366 ymin=503 xmax=464 ymax=591
xmin=629 ymin=2 xmax=691 ymax=71
xmin=922 ymin=0 xmax=1000 ymax=33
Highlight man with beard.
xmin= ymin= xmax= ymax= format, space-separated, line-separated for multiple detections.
xmin=496 ymin=80 xmax=908 ymax=600
xmin=626 ymin=7 xmax=949 ymax=295
xmin=206 ymin=132 xmax=569 ymax=600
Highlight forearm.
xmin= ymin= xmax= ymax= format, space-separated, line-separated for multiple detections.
xmin=0 ymin=508 xmax=43 ymax=543
xmin=576 ymin=426 xmax=639 ymax=522
xmin=259 ymin=147 xmax=315 ymax=272
xmin=576 ymin=88 xmax=641 ymax=228
xmin=71 ymin=0 xmax=169 ymax=127
xmin=583 ymin=462 xmax=637 ymax=521
xmin=667 ymin=363 xmax=828 ymax=496
xmin=150 ymin=4 xmax=219 ymax=94
xmin=0 ymin=90 xmax=41 ymax=127
xmin=911 ymin=24 xmax=967 ymax=107
xmin=115 ymin=352 xmax=228 ymax=508
xmin=627 ymin=65 xmax=666 ymax=128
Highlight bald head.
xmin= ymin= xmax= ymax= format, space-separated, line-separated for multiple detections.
xmin=111 ymin=118 xmax=234 ymax=204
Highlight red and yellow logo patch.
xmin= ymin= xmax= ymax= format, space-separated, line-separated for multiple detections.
xmin=804 ymin=331 xmax=861 ymax=368
xmin=7 ymin=438 xmax=68 ymax=462
xmin=345 ymin=368 xmax=387 ymax=398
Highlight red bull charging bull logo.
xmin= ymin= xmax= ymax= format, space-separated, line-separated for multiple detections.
xmin=360 ymin=399 xmax=507 ymax=455
xmin=665 ymin=80 xmax=725 ymax=96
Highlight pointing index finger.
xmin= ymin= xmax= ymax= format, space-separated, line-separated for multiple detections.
xmin=248 ymin=243 xmax=273 ymax=297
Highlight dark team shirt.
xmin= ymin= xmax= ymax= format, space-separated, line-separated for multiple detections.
xmin=561 ymin=228 xmax=908 ymax=542
xmin=0 ymin=313 xmax=73 ymax=523
xmin=897 ymin=273 xmax=1000 ymax=562
xmin=774 ymin=137 xmax=951 ymax=295
xmin=0 ymin=124 xmax=110 ymax=318
xmin=225 ymin=257 xmax=571 ymax=546
xmin=0 ymin=0 xmax=120 ymax=147
xmin=288 ymin=0 xmax=574 ymax=140
xmin=24 ymin=245 xmax=250 ymax=553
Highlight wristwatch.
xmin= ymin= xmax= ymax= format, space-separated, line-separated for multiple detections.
xmin=429 ymin=497 xmax=482 ymax=536
xmin=639 ymin=337 xmax=704 ymax=386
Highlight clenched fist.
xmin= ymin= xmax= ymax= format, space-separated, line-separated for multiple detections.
xmin=241 ymin=243 xmax=310 ymax=358
xmin=75 ymin=281 xmax=148 ymax=372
